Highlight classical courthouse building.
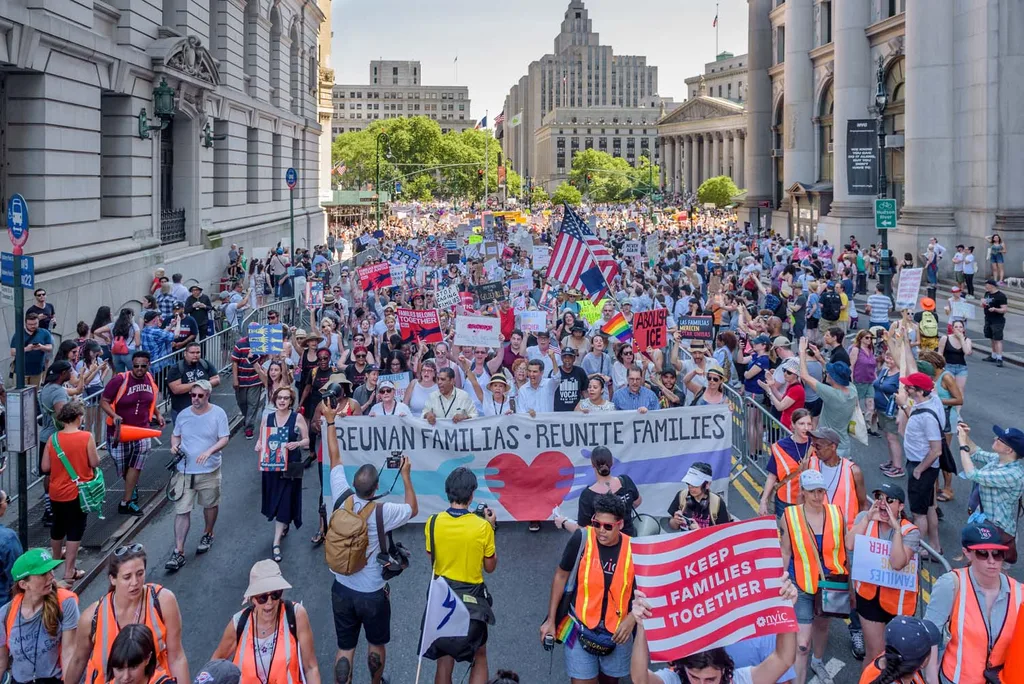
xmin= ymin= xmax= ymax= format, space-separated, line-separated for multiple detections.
xmin=0 ymin=0 xmax=331 ymax=345
xmin=739 ymin=0 xmax=1023 ymax=274
xmin=658 ymin=53 xmax=748 ymax=197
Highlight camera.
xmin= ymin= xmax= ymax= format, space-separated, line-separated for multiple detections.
xmin=320 ymin=383 xmax=343 ymax=408
xmin=543 ymin=634 xmax=554 ymax=652
xmin=474 ymin=503 xmax=489 ymax=518
xmin=385 ymin=451 xmax=403 ymax=469
xmin=166 ymin=448 xmax=187 ymax=472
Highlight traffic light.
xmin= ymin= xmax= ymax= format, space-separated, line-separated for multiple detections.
xmin=478 ymin=169 xmax=484 ymax=178
xmin=587 ymin=174 xmax=593 ymax=182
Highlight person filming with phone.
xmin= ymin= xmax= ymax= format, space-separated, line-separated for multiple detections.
xmin=321 ymin=398 xmax=417 ymax=684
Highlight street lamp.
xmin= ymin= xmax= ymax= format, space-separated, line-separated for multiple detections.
xmin=375 ymin=131 xmax=390 ymax=236
xmin=873 ymin=56 xmax=892 ymax=298
xmin=138 ymin=78 xmax=176 ymax=139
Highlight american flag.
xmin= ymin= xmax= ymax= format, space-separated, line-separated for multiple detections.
xmin=494 ymin=111 xmax=506 ymax=125
xmin=546 ymin=203 xmax=619 ymax=303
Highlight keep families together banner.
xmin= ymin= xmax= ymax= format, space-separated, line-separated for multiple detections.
xmin=329 ymin=405 xmax=732 ymax=521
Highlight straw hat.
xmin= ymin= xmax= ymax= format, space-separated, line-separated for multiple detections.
xmin=243 ymin=560 xmax=292 ymax=599
xmin=303 ymin=331 xmax=324 ymax=345
xmin=487 ymin=373 xmax=510 ymax=390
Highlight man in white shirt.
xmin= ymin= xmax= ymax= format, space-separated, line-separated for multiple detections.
xmin=170 ymin=273 xmax=190 ymax=304
xmin=525 ymin=330 xmax=561 ymax=375
xmin=422 ymin=367 xmax=477 ymax=424
xmin=322 ymin=400 xmax=417 ymax=684
xmin=515 ymin=359 xmax=557 ymax=416
xmin=898 ymin=372 xmax=944 ymax=552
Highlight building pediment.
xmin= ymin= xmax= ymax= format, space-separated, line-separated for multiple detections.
xmin=658 ymin=96 xmax=744 ymax=125
xmin=148 ymin=35 xmax=221 ymax=89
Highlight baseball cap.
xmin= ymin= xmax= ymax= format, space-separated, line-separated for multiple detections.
xmin=192 ymin=379 xmax=213 ymax=394
xmin=172 ymin=301 xmax=184 ymax=310
xmin=682 ymin=466 xmax=713 ymax=487
xmin=143 ymin=310 xmax=161 ymax=323
xmin=809 ymin=427 xmax=842 ymax=445
xmin=961 ymin=522 xmax=1009 ymax=551
xmin=985 ymin=278 xmax=999 ymax=287
xmin=899 ymin=372 xmax=935 ymax=392
xmin=951 ymin=286 xmax=962 ymax=293
xmin=752 ymin=334 xmax=771 ymax=347
xmin=780 ymin=357 xmax=800 ymax=374
xmin=993 ymin=425 xmax=1024 ymax=458
xmin=11 ymin=548 xmax=63 ymax=582
xmin=872 ymin=482 xmax=906 ymax=504
xmin=193 ymin=660 xmax=241 ymax=684
xmin=378 ymin=380 xmax=396 ymax=391
xmin=560 ymin=346 xmax=578 ymax=357
xmin=800 ymin=469 xmax=827 ymax=491
xmin=771 ymin=336 xmax=792 ymax=349
xmin=885 ymin=617 xmax=941 ymax=663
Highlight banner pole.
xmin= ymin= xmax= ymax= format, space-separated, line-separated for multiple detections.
xmin=414 ymin=658 xmax=423 ymax=684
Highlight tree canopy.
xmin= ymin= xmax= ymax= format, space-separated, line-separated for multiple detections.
xmin=551 ymin=182 xmax=582 ymax=206
xmin=565 ymin=149 xmax=660 ymax=203
xmin=697 ymin=175 xmax=741 ymax=208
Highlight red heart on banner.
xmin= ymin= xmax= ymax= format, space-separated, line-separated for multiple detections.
xmin=485 ymin=451 xmax=573 ymax=521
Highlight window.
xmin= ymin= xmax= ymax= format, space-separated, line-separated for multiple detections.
xmin=728 ymin=83 xmax=733 ymax=99
xmin=884 ymin=57 xmax=906 ymax=208
xmin=393 ymin=67 xmax=398 ymax=75
xmin=289 ymin=24 xmax=300 ymax=114
xmin=821 ymin=1 xmax=833 ymax=44
xmin=773 ymin=99 xmax=784 ymax=208
xmin=213 ymin=120 xmax=230 ymax=206
xmin=247 ymin=127 xmax=259 ymax=203
xmin=818 ymin=81 xmax=834 ymax=182
xmin=100 ymin=93 xmax=130 ymax=217
xmin=718 ymin=85 xmax=722 ymax=97
xmin=885 ymin=0 xmax=904 ymax=18
xmin=244 ymin=0 xmax=258 ymax=95
xmin=776 ymin=27 xmax=786 ymax=65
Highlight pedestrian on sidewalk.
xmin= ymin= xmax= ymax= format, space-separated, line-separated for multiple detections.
xmin=40 ymin=400 xmax=99 ymax=584
xmin=981 ymin=279 xmax=1008 ymax=367
xmin=165 ymin=380 xmax=229 ymax=572
xmin=9 ymin=311 xmax=53 ymax=387
xmin=256 ymin=387 xmax=309 ymax=563
xmin=963 ymin=246 xmax=977 ymax=298
xmin=38 ymin=361 xmax=72 ymax=527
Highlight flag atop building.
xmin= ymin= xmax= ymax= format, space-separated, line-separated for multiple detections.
xmin=419 ymin=576 xmax=471 ymax=657
xmin=712 ymin=12 xmax=718 ymax=27
xmin=547 ymin=203 xmax=619 ymax=303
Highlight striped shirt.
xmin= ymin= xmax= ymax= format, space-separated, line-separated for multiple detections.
xmin=231 ymin=337 xmax=263 ymax=387
xmin=866 ymin=294 xmax=892 ymax=324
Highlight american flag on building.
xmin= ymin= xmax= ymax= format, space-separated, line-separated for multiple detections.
xmin=494 ymin=111 xmax=506 ymax=126
xmin=546 ymin=203 xmax=618 ymax=303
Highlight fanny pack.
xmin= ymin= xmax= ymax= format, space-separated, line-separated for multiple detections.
xmin=577 ymin=624 xmax=616 ymax=656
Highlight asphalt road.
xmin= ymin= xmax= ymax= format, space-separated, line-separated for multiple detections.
xmin=81 ymin=354 xmax=1021 ymax=684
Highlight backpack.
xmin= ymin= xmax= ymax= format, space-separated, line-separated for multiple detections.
xmin=820 ymin=291 xmax=842 ymax=321
xmin=235 ymin=599 xmax=297 ymax=644
xmin=325 ymin=491 xmax=377 ymax=575
xmin=177 ymin=358 xmax=212 ymax=379
xmin=677 ymin=491 xmax=724 ymax=525
xmin=919 ymin=310 xmax=938 ymax=338
xmin=111 ymin=336 xmax=129 ymax=355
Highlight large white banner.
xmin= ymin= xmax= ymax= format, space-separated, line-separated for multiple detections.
xmin=327 ymin=405 xmax=732 ymax=522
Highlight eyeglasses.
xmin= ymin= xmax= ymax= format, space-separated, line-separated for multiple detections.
xmin=268 ymin=315 xmax=279 ymax=321
xmin=874 ymin=493 xmax=898 ymax=504
xmin=591 ymin=520 xmax=618 ymax=532
xmin=972 ymin=549 xmax=1005 ymax=561
xmin=622 ymin=351 xmax=634 ymax=356
xmin=133 ymin=363 xmax=149 ymax=369
xmin=253 ymin=590 xmax=283 ymax=604
xmin=378 ymin=388 xmax=393 ymax=394
xmin=114 ymin=543 xmax=144 ymax=556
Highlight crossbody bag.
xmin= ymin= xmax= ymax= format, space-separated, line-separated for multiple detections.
xmin=51 ymin=434 xmax=106 ymax=516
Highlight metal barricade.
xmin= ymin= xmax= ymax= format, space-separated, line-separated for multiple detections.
xmin=916 ymin=541 xmax=952 ymax=617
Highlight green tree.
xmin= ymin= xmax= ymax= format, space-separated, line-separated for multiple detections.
xmin=552 ymin=182 xmax=582 ymax=206
xmin=697 ymin=175 xmax=741 ymax=207
xmin=630 ymin=155 xmax=661 ymax=198
xmin=531 ymin=185 xmax=550 ymax=206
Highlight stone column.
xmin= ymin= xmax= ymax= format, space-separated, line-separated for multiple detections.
xmin=783 ymin=0 xmax=815 ymax=196
xmin=724 ymin=133 xmax=733 ymax=180
xmin=824 ymin=0 xmax=873 ymax=233
xmin=662 ymin=136 xmax=672 ymax=191
xmin=711 ymin=133 xmax=721 ymax=178
xmin=741 ymin=0 xmax=775 ymax=225
xmin=996 ymin=0 xmax=1024 ymax=275
xmin=893 ymin=0 xmax=956 ymax=261
xmin=675 ymin=136 xmax=684 ymax=193
xmin=688 ymin=135 xmax=698 ymax=192
xmin=736 ymin=132 xmax=746 ymax=188
xmin=702 ymin=133 xmax=712 ymax=187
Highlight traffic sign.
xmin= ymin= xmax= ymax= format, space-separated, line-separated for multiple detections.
xmin=652 ymin=193 xmax=663 ymax=202
xmin=1 ymin=253 xmax=34 ymax=288
xmin=285 ymin=167 xmax=297 ymax=190
xmin=874 ymin=198 xmax=898 ymax=230
xmin=395 ymin=181 xmax=402 ymax=194
xmin=6 ymin=194 xmax=28 ymax=253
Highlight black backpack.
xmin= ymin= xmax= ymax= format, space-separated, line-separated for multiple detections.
xmin=235 ymin=599 xmax=298 ymax=644
xmin=820 ymin=291 xmax=842 ymax=321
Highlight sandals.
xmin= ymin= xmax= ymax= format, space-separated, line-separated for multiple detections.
xmin=272 ymin=545 xmax=282 ymax=563
xmin=883 ymin=467 xmax=906 ymax=479
xmin=63 ymin=568 xmax=85 ymax=582
xmin=310 ymin=531 xmax=325 ymax=546
xmin=937 ymin=489 xmax=954 ymax=503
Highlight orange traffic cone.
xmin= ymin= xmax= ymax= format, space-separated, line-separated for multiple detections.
xmin=118 ymin=425 xmax=163 ymax=442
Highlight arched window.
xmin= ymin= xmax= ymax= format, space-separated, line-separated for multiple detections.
xmin=884 ymin=57 xmax=906 ymax=208
xmin=818 ymin=81 xmax=834 ymax=182
xmin=269 ymin=7 xmax=282 ymax=107
xmin=244 ymin=0 xmax=258 ymax=96
xmin=772 ymin=97 xmax=784 ymax=208
xmin=290 ymin=23 xmax=300 ymax=114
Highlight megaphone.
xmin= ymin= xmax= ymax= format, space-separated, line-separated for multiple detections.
xmin=118 ymin=425 xmax=162 ymax=442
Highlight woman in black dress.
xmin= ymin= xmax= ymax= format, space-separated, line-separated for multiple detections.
xmin=255 ymin=386 xmax=309 ymax=563
xmin=551 ymin=445 xmax=642 ymax=536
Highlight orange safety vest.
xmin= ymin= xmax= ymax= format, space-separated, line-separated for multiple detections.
xmin=5 ymin=588 xmax=78 ymax=673
xmin=770 ymin=439 xmax=813 ymax=505
xmin=232 ymin=604 xmax=303 ymax=684
xmin=808 ymin=455 xmax=858 ymax=530
xmin=573 ymin=527 xmax=634 ymax=633
xmin=87 ymin=584 xmax=170 ymax=684
xmin=855 ymin=519 xmax=920 ymax=616
xmin=784 ymin=504 xmax=846 ymax=595
xmin=105 ymin=371 xmax=158 ymax=426
xmin=941 ymin=568 xmax=1023 ymax=684
xmin=858 ymin=657 xmax=926 ymax=684
xmin=1002 ymin=606 xmax=1024 ymax=684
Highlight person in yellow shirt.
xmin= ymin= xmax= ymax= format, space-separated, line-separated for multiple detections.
xmin=423 ymin=468 xmax=497 ymax=684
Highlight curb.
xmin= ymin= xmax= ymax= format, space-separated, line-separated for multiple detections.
xmin=73 ymin=412 xmax=246 ymax=595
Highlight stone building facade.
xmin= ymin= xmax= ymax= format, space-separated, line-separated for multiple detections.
xmin=740 ymin=0 xmax=1024 ymax=276
xmin=0 ymin=0 xmax=327 ymax=346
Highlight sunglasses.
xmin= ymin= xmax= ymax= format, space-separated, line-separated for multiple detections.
xmin=874 ymin=493 xmax=898 ymax=504
xmin=356 ymin=354 xmax=367 ymax=359
xmin=591 ymin=520 xmax=618 ymax=532
xmin=133 ymin=363 xmax=150 ymax=369
xmin=189 ymin=392 xmax=208 ymax=398
xmin=253 ymin=590 xmax=283 ymax=604
xmin=378 ymin=388 xmax=393 ymax=394
xmin=707 ymin=375 xmax=723 ymax=382
xmin=35 ymin=293 xmax=46 ymax=297
xmin=972 ymin=549 xmax=1005 ymax=561
xmin=268 ymin=315 xmax=279 ymax=320
xmin=114 ymin=543 xmax=144 ymax=556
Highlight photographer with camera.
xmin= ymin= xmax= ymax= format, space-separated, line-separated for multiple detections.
xmin=423 ymin=467 xmax=497 ymax=684
xmin=321 ymin=397 xmax=417 ymax=684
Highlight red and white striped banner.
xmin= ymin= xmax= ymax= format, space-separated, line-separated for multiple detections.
xmin=632 ymin=518 xmax=798 ymax=662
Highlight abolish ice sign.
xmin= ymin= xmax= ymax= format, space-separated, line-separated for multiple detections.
xmin=6 ymin=193 xmax=29 ymax=253
xmin=285 ymin=168 xmax=297 ymax=190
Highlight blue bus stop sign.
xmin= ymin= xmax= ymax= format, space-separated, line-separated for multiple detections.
xmin=285 ymin=168 xmax=297 ymax=190
xmin=6 ymin=194 xmax=28 ymax=252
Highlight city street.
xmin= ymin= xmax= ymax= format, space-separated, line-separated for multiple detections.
xmin=80 ymin=355 xmax=1021 ymax=684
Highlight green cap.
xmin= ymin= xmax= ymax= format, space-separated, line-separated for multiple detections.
xmin=11 ymin=548 xmax=62 ymax=582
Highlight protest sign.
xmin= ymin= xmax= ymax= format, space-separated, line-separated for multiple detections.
xmin=483 ymin=213 xmax=495 ymax=233
xmin=646 ymin=236 xmax=661 ymax=262
xmin=520 ymin=310 xmax=547 ymax=333
xmin=895 ymin=268 xmax=922 ymax=310
xmin=623 ymin=241 xmax=642 ymax=258
xmin=510 ymin=278 xmax=531 ymax=297
xmin=455 ymin=315 xmax=501 ymax=347
xmin=510 ymin=263 xmax=531 ymax=279
xmin=446 ymin=252 xmax=461 ymax=265
xmin=379 ymin=373 xmax=411 ymax=402
xmin=324 ymin=404 xmax=731 ymax=521
xmin=484 ymin=259 xmax=503 ymax=281
xmin=675 ymin=316 xmax=714 ymax=341
xmin=951 ymin=300 xmax=975 ymax=320
xmin=458 ymin=291 xmax=475 ymax=313
xmin=397 ymin=308 xmax=443 ymax=344
xmin=477 ymin=281 xmax=505 ymax=304
xmin=578 ymin=299 xmax=608 ymax=324
xmin=484 ymin=241 xmax=498 ymax=258
xmin=391 ymin=246 xmax=420 ymax=268
xmin=468 ymin=234 xmax=483 ymax=245
xmin=632 ymin=517 xmax=798 ymax=662
xmin=248 ymin=323 xmax=284 ymax=354
xmin=358 ymin=262 xmax=393 ymax=291
xmin=435 ymin=284 xmax=461 ymax=310
xmin=355 ymin=247 xmax=379 ymax=266
xmin=513 ymin=296 xmax=529 ymax=315
xmin=533 ymin=246 xmax=551 ymax=270
xmin=633 ymin=308 xmax=668 ymax=352
xmin=305 ymin=281 xmax=323 ymax=311
xmin=389 ymin=262 xmax=407 ymax=285
xmin=851 ymin=535 xmax=918 ymax=592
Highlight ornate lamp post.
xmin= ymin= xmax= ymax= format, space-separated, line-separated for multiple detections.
xmin=874 ymin=57 xmax=892 ymax=298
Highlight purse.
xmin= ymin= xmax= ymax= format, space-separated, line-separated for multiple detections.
xmin=553 ymin=533 xmax=586 ymax=642
xmin=51 ymin=434 xmax=106 ymax=517
xmin=798 ymin=507 xmax=852 ymax=618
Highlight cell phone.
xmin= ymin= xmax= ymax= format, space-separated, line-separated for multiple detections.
xmin=385 ymin=451 xmax=402 ymax=469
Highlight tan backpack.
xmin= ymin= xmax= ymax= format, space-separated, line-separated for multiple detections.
xmin=325 ymin=494 xmax=377 ymax=575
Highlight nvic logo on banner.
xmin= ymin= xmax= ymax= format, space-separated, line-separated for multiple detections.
xmin=632 ymin=517 xmax=797 ymax=662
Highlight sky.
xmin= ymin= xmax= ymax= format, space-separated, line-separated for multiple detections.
xmin=330 ymin=0 xmax=749 ymax=122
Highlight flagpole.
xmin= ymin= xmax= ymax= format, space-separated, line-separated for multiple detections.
xmin=484 ymin=110 xmax=489 ymax=205
xmin=716 ymin=2 xmax=720 ymax=56
xmin=414 ymin=658 xmax=424 ymax=684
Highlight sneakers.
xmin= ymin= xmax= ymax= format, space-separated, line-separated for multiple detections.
xmin=118 ymin=501 xmax=143 ymax=516
xmin=529 ymin=521 xmax=541 ymax=532
xmin=197 ymin=534 xmax=214 ymax=554
xmin=850 ymin=628 xmax=866 ymax=660
xmin=984 ymin=356 xmax=997 ymax=363
xmin=41 ymin=509 xmax=53 ymax=527
xmin=164 ymin=551 xmax=186 ymax=572
xmin=996 ymin=359 xmax=1004 ymax=368
xmin=810 ymin=658 xmax=834 ymax=684
xmin=245 ymin=427 xmax=254 ymax=439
